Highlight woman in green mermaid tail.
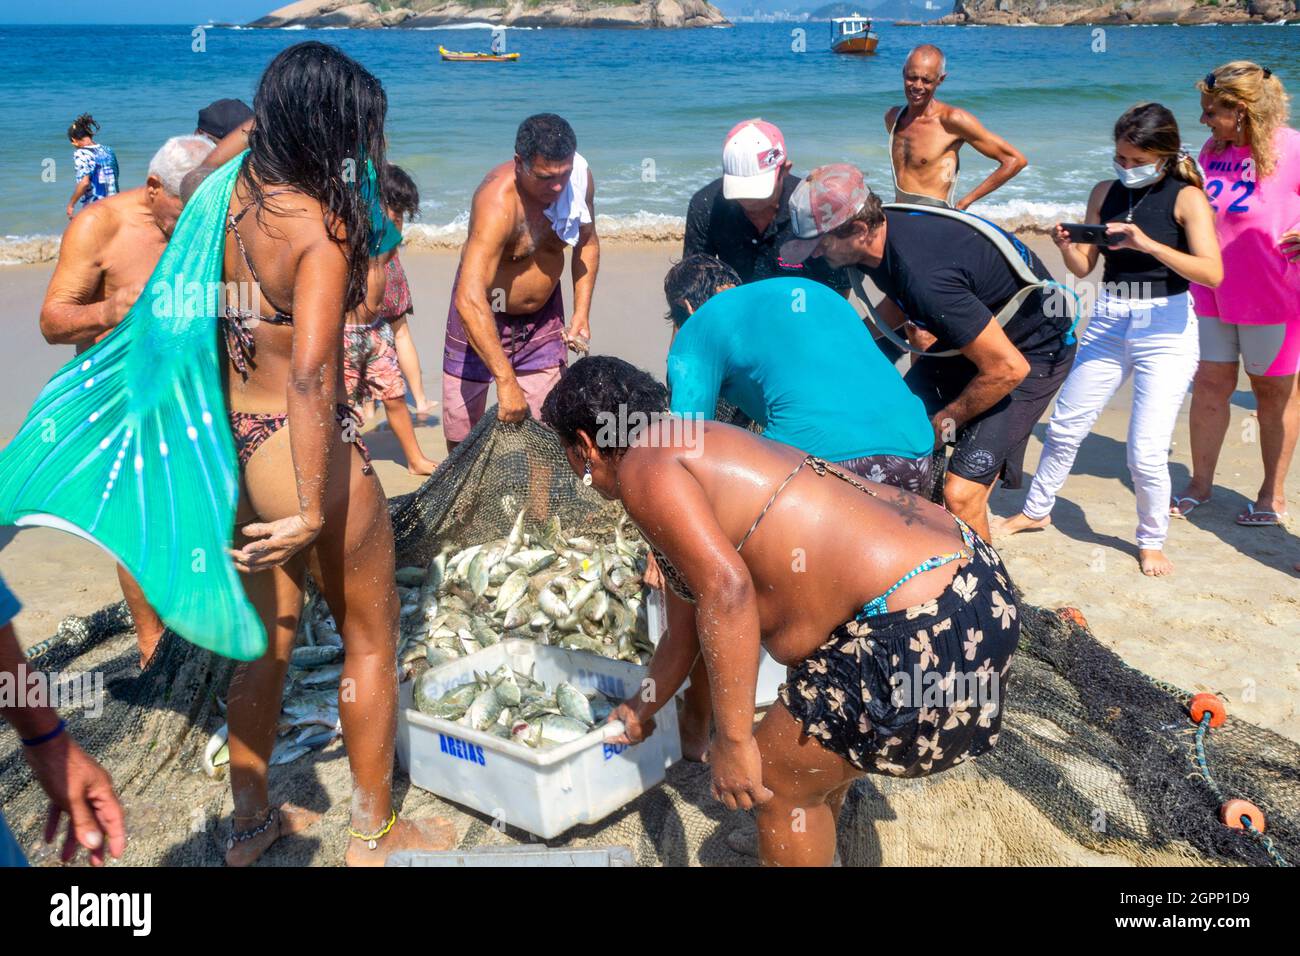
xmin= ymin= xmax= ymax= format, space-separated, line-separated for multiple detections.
xmin=194 ymin=42 xmax=455 ymax=866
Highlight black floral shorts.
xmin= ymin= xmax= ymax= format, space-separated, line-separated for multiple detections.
xmin=778 ymin=531 xmax=1019 ymax=777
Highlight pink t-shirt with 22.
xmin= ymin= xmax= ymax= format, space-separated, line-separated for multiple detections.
xmin=1191 ymin=126 xmax=1300 ymax=326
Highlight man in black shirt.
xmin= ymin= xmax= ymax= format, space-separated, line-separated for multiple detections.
xmin=781 ymin=163 xmax=1077 ymax=541
xmin=683 ymin=119 xmax=851 ymax=295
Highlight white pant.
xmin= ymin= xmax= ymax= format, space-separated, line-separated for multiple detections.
xmin=1023 ymin=291 xmax=1199 ymax=549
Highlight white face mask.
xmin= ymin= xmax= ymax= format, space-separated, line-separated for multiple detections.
xmin=1113 ymin=160 xmax=1164 ymax=189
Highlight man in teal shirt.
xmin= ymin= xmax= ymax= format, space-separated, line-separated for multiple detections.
xmin=665 ymin=258 xmax=935 ymax=492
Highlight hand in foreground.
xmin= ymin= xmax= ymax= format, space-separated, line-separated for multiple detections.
xmin=1104 ymin=221 xmax=1150 ymax=253
xmin=709 ymin=735 xmax=773 ymax=811
xmin=605 ymin=702 xmax=656 ymax=746
xmin=25 ymin=735 xmax=126 ymax=866
xmin=496 ymin=377 xmax=529 ymax=424
xmin=1051 ymin=223 xmax=1073 ymax=250
xmin=1279 ymin=229 xmax=1300 ymax=263
xmin=231 ymin=513 xmax=321 ymax=573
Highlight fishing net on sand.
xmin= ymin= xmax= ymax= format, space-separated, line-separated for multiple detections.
xmin=1 ymin=413 xmax=1296 ymax=867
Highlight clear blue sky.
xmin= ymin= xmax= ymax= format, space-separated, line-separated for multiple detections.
xmin=0 ymin=1 xmax=275 ymax=24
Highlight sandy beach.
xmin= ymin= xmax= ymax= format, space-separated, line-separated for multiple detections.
xmin=1 ymin=237 xmax=1296 ymax=747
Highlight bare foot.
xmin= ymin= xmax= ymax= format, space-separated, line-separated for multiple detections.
xmin=679 ymin=721 xmax=711 ymax=763
xmin=407 ymin=457 xmax=439 ymax=477
xmin=345 ymin=816 xmax=458 ymax=867
xmin=224 ymin=803 xmax=323 ymax=867
xmin=1139 ymin=548 xmax=1175 ymax=577
xmin=990 ymin=512 xmax=1051 ymax=538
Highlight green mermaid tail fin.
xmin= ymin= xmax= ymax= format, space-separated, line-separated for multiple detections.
xmin=0 ymin=154 xmax=265 ymax=661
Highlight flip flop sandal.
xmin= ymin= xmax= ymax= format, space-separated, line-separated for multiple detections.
xmin=1236 ymin=503 xmax=1289 ymax=527
xmin=1170 ymin=496 xmax=1209 ymax=519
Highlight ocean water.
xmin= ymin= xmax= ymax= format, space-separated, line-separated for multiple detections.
xmin=1 ymin=21 xmax=1297 ymax=260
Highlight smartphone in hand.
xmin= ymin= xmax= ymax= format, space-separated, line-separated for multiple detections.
xmin=1061 ymin=223 xmax=1116 ymax=246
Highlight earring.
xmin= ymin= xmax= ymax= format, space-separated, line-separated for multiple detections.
xmin=582 ymin=459 xmax=593 ymax=487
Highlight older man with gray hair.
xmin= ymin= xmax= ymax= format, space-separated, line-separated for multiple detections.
xmin=38 ymin=133 xmax=213 ymax=668
xmin=885 ymin=44 xmax=1027 ymax=209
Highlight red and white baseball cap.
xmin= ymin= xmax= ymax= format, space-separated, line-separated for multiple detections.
xmin=721 ymin=119 xmax=787 ymax=200
xmin=779 ymin=163 xmax=874 ymax=263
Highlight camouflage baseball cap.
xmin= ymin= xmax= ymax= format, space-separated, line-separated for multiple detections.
xmin=780 ymin=163 xmax=873 ymax=263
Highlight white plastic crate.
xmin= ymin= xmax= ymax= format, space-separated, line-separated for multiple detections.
xmin=645 ymin=588 xmax=789 ymax=708
xmin=396 ymin=639 xmax=681 ymax=840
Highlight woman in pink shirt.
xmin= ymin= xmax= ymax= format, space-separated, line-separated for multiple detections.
xmin=1173 ymin=62 xmax=1300 ymax=527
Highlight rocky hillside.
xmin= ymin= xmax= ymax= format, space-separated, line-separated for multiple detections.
xmin=937 ymin=0 xmax=1297 ymax=24
xmin=250 ymin=0 xmax=731 ymax=28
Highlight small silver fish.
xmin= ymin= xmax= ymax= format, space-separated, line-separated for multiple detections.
xmin=291 ymin=644 xmax=341 ymax=668
xmin=202 ymin=724 xmax=229 ymax=777
xmin=395 ymin=566 xmax=426 ymax=587
xmin=298 ymin=664 xmax=344 ymax=687
xmin=556 ymin=682 xmax=595 ymax=723
xmin=538 ymin=714 xmax=590 ymax=746
xmin=270 ymin=740 xmax=313 ymax=766
xmin=466 ymin=686 xmax=505 ymax=730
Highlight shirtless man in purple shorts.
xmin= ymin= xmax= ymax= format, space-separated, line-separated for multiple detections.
xmin=442 ymin=113 xmax=599 ymax=451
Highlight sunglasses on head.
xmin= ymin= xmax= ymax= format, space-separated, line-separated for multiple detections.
xmin=1205 ymin=67 xmax=1272 ymax=89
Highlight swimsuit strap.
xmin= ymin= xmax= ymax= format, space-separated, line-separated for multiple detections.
xmin=226 ymin=190 xmax=295 ymax=319
xmin=805 ymin=456 xmax=881 ymax=499
xmin=736 ymin=455 xmax=810 ymax=552
xmin=857 ymin=520 xmax=977 ymax=620
xmin=737 ymin=455 xmax=882 ymax=553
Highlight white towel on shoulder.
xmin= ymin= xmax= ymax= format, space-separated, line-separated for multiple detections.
xmin=544 ymin=152 xmax=592 ymax=247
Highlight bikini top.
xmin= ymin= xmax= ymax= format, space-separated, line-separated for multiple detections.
xmin=648 ymin=454 xmax=974 ymax=619
xmin=223 ymin=191 xmax=295 ymax=379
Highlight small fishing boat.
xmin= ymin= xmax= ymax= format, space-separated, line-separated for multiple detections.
xmin=439 ymin=45 xmax=520 ymax=63
xmin=830 ymin=15 xmax=879 ymax=55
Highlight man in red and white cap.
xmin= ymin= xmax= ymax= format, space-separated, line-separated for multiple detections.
xmin=682 ymin=119 xmax=851 ymax=295
xmin=781 ymin=163 xmax=1076 ymax=542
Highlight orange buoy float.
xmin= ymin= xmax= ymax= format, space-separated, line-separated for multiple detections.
xmin=1220 ymin=799 xmax=1265 ymax=832
xmin=1190 ymin=692 xmax=1227 ymax=728
xmin=1056 ymin=606 xmax=1088 ymax=628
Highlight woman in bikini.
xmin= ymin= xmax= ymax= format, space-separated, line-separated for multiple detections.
xmin=542 ymin=356 xmax=1020 ymax=867
xmin=198 ymin=42 xmax=454 ymax=866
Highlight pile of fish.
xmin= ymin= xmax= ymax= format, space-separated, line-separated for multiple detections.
xmin=414 ymin=663 xmax=619 ymax=750
xmin=202 ymin=646 xmax=346 ymax=778
xmin=393 ymin=510 xmax=655 ymax=677
xmin=201 ymin=511 xmax=652 ymax=776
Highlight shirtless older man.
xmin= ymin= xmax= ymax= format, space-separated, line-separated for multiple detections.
xmin=885 ymin=45 xmax=1027 ymax=210
xmin=443 ymin=113 xmax=599 ymax=451
xmin=39 ymin=134 xmax=214 ymax=666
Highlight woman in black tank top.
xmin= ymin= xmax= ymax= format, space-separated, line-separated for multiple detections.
xmin=996 ymin=103 xmax=1222 ymax=579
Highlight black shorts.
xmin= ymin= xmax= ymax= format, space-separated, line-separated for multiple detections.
xmin=904 ymin=343 xmax=1076 ymax=489
xmin=779 ymin=528 xmax=1019 ymax=777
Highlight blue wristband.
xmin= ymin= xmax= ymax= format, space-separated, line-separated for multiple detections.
xmin=20 ymin=718 xmax=66 ymax=747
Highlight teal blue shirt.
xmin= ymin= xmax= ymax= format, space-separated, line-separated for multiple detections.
xmin=666 ymin=278 xmax=933 ymax=462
